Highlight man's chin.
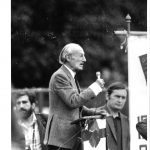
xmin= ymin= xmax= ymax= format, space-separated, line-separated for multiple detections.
xmin=21 ymin=114 xmax=31 ymax=120
xmin=19 ymin=111 xmax=32 ymax=120
xmin=78 ymin=66 xmax=84 ymax=70
xmin=19 ymin=113 xmax=27 ymax=119
xmin=75 ymin=68 xmax=83 ymax=72
xmin=112 ymin=107 xmax=122 ymax=112
xmin=115 ymin=107 xmax=123 ymax=111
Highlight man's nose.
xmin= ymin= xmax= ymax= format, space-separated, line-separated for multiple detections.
xmin=118 ymin=97 xmax=123 ymax=102
xmin=83 ymin=55 xmax=86 ymax=62
xmin=19 ymin=102 xmax=24 ymax=108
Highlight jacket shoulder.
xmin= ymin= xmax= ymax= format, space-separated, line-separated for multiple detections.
xmin=120 ymin=112 xmax=128 ymax=119
xmin=36 ymin=113 xmax=48 ymax=128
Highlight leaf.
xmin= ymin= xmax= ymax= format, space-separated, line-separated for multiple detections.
xmin=88 ymin=119 xmax=99 ymax=132
xmin=89 ymin=130 xmax=101 ymax=147
xmin=81 ymin=130 xmax=92 ymax=141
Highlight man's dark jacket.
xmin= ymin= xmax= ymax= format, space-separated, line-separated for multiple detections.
xmin=98 ymin=105 xmax=130 ymax=150
xmin=18 ymin=113 xmax=48 ymax=150
xmin=36 ymin=113 xmax=48 ymax=150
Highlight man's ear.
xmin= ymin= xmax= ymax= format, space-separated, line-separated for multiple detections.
xmin=31 ymin=103 xmax=36 ymax=110
xmin=66 ymin=54 xmax=71 ymax=62
xmin=105 ymin=93 xmax=109 ymax=101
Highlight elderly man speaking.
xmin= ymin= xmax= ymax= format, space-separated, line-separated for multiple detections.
xmin=44 ymin=43 xmax=105 ymax=150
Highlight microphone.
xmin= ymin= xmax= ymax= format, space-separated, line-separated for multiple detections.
xmin=96 ymin=71 xmax=101 ymax=80
xmin=96 ymin=71 xmax=105 ymax=90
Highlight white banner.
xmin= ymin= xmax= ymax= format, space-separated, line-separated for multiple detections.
xmin=128 ymin=35 xmax=148 ymax=150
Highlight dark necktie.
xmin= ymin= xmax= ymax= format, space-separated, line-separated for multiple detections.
xmin=113 ymin=117 xmax=122 ymax=150
xmin=74 ymin=75 xmax=80 ymax=93
xmin=74 ymin=75 xmax=83 ymax=118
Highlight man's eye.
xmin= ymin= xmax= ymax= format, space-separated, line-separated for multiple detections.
xmin=17 ymin=102 xmax=20 ymax=105
xmin=80 ymin=54 xmax=85 ymax=58
xmin=17 ymin=101 xmax=27 ymax=105
xmin=116 ymin=95 xmax=120 ymax=98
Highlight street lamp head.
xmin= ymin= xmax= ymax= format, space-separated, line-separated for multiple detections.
xmin=125 ymin=14 xmax=131 ymax=23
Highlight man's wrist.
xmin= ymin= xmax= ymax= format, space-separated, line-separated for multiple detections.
xmin=96 ymin=79 xmax=104 ymax=88
xmin=89 ymin=82 xmax=102 ymax=96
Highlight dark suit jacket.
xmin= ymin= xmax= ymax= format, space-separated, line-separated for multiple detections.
xmin=99 ymin=105 xmax=130 ymax=150
xmin=36 ymin=113 xmax=48 ymax=150
xmin=44 ymin=65 xmax=98 ymax=149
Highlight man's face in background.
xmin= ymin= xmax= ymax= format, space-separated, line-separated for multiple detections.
xmin=16 ymin=95 xmax=34 ymax=120
xmin=107 ymin=89 xmax=127 ymax=112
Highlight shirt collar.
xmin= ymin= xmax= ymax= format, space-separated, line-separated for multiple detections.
xmin=112 ymin=112 xmax=120 ymax=119
xmin=64 ymin=65 xmax=76 ymax=78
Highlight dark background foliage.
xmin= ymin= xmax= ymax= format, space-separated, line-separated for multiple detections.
xmin=11 ymin=0 xmax=147 ymax=117
xmin=11 ymin=0 xmax=147 ymax=89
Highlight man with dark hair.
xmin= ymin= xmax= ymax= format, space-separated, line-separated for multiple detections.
xmin=95 ymin=82 xmax=130 ymax=150
xmin=44 ymin=43 xmax=105 ymax=150
xmin=15 ymin=91 xmax=48 ymax=150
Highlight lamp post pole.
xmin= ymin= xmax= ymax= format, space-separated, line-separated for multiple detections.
xmin=125 ymin=14 xmax=131 ymax=52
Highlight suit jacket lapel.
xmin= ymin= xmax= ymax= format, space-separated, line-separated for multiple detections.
xmin=36 ymin=114 xmax=45 ymax=146
xmin=107 ymin=116 xmax=117 ymax=142
xmin=103 ymin=105 xmax=117 ymax=142
xmin=120 ymin=113 xmax=127 ymax=150
xmin=61 ymin=65 xmax=79 ymax=93
xmin=74 ymin=76 xmax=81 ymax=93
xmin=61 ymin=65 xmax=73 ymax=79
xmin=61 ymin=65 xmax=82 ymax=119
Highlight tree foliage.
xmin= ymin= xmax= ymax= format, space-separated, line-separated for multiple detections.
xmin=11 ymin=0 xmax=147 ymax=88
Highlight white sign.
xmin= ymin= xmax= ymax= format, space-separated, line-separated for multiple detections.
xmin=128 ymin=35 xmax=148 ymax=150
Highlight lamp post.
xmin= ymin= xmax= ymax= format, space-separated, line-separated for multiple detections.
xmin=114 ymin=14 xmax=131 ymax=52
xmin=125 ymin=14 xmax=131 ymax=34
xmin=125 ymin=14 xmax=131 ymax=52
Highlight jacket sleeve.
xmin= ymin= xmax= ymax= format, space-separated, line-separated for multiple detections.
xmin=53 ymin=73 xmax=96 ymax=108
xmin=82 ymin=106 xmax=107 ymax=117
xmin=37 ymin=113 xmax=48 ymax=128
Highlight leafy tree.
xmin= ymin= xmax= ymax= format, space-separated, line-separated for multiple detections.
xmin=11 ymin=0 xmax=147 ymax=88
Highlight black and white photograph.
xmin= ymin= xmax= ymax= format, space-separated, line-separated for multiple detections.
xmin=0 ymin=0 xmax=149 ymax=150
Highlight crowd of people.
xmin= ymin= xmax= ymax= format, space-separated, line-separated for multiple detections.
xmin=12 ymin=43 xmax=147 ymax=150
